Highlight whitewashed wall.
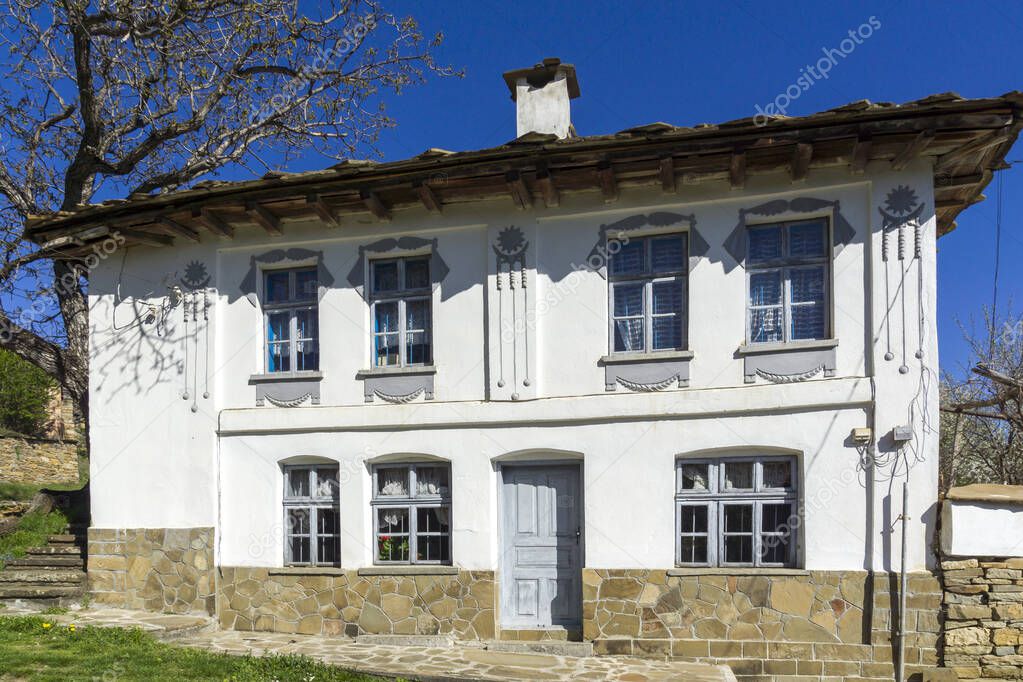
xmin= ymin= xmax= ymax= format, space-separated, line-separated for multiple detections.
xmin=87 ymin=162 xmax=940 ymax=571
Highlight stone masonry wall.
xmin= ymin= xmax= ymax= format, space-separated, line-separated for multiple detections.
xmin=87 ymin=528 xmax=215 ymax=616
xmin=584 ymin=569 xmax=941 ymax=680
xmin=0 ymin=435 xmax=78 ymax=484
xmin=942 ymin=557 xmax=1023 ymax=681
xmin=219 ymin=567 xmax=495 ymax=639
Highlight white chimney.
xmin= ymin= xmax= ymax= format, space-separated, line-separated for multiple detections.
xmin=503 ymin=58 xmax=580 ymax=139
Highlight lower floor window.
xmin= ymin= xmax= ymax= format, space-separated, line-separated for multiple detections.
xmin=676 ymin=456 xmax=798 ymax=567
xmin=372 ymin=463 xmax=451 ymax=564
xmin=283 ymin=465 xmax=340 ymax=566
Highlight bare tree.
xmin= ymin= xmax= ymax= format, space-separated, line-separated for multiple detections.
xmin=0 ymin=0 xmax=455 ymax=423
xmin=941 ymin=309 xmax=1023 ymax=491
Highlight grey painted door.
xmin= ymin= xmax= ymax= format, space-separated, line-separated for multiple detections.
xmin=500 ymin=464 xmax=582 ymax=628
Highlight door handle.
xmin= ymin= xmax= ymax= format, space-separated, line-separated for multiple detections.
xmin=575 ymin=527 xmax=581 ymax=543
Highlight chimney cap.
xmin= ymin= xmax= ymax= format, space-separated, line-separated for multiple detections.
xmin=502 ymin=57 xmax=580 ymax=101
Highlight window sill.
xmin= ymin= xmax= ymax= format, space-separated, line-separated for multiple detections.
xmin=356 ymin=365 xmax=437 ymax=379
xmin=358 ymin=565 xmax=458 ymax=576
xmin=599 ymin=350 xmax=695 ymax=365
xmin=249 ymin=370 xmax=324 ymax=384
xmin=736 ymin=339 xmax=838 ymax=355
xmin=668 ymin=567 xmax=809 ymax=577
xmin=270 ymin=566 xmax=346 ymax=576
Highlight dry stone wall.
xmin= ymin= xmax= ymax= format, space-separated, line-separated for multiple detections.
xmin=942 ymin=557 xmax=1023 ymax=681
xmin=0 ymin=436 xmax=78 ymax=484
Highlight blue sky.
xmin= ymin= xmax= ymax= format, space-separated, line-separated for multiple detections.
xmin=307 ymin=0 xmax=1020 ymax=377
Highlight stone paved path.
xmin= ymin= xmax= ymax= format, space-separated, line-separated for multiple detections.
xmin=2 ymin=604 xmax=736 ymax=681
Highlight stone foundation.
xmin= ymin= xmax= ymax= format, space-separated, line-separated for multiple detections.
xmin=583 ymin=568 xmax=941 ymax=679
xmin=218 ymin=567 xmax=495 ymax=638
xmin=0 ymin=435 xmax=78 ymax=484
xmin=942 ymin=557 xmax=1023 ymax=681
xmin=87 ymin=527 xmax=215 ymax=615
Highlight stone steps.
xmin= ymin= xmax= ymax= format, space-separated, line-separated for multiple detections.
xmin=4 ymin=555 xmax=85 ymax=568
xmin=26 ymin=545 xmax=83 ymax=556
xmin=0 ymin=584 xmax=83 ymax=599
xmin=0 ymin=569 xmax=84 ymax=584
xmin=0 ymin=526 xmax=87 ymax=605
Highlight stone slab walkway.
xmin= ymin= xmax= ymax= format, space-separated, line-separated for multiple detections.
xmin=1 ymin=604 xmax=736 ymax=681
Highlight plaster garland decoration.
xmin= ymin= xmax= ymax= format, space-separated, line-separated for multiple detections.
xmin=372 ymin=387 xmax=425 ymax=404
xmin=493 ymin=226 xmax=530 ymax=397
xmin=754 ymin=365 xmax=824 ymax=384
xmin=263 ymin=392 xmax=313 ymax=408
xmin=615 ymin=374 xmax=681 ymax=392
xmin=877 ymin=185 xmax=926 ymax=372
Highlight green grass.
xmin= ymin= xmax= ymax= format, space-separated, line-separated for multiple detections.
xmin=0 ymin=481 xmax=44 ymax=502
xmin=0 ymin=616 xmax=393 ymax=681
xmin=0 ymin=510 xmax=69 ymax=568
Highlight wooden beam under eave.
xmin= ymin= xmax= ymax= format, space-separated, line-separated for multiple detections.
xmin=360 ymin=190 xmax=391 ymax=220
xmin=729 ymin=151 xmax=746 ymax=190
xmin=535 ymin=168 xmax=560 ymax=208
xmin=891 ymin=130 xmax=935 ymax=171
xmin=790 ymin=143 xmax=813 ymax=182
xmin=659 ymin=156 xmax=677 ymax=193
xmin=935 ymin=172 xmax=984 ymax=190
xmin=306 ymin=194 xmax=339 ymax=226
xmin=414 ymin=182 xmax=442 ymax=214
xmin=118 ymin=228 xmax=174 ymax=247
xmin=936 ymin=129 xmax=1012 ymax=173
xmin=597 ymin=160 xmax=618 ymax=203
xmin=246 ymin=201 xmax=283 ymax=236
xmin=192 ymin=207 xmax=234 ymax=238
xmin=156 ymin=217 xmax=200 ymax=243
xmin=850 ymin=136 xmax=872 ymax=174
xmin=505 ymin=171 xmax=533 ymax=210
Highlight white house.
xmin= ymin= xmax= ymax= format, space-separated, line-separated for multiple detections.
xmin=29 ymin=60 xmax=1023 ymax=676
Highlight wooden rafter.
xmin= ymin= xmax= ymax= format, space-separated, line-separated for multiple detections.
xmin=935 ymin=173 xmax=985 ymax=190
xmin=597 ymin=159 xmax=618 ymax=202
xmin=891 ymin=130 xmax=935 ymax=171
xmin=505 ymin=170 xmax=533 ymax=210
xmin=360 ymin=190 xmax=391 ymax=220
xmin=937 ymin=128 xmax=1012 ymax=172
xmin=659 ymin=156 xmax=676 ymax=193
xmin=790 ymin=143 xmax=813 ymax=182
xmin=192 ymin=207 xmax=234 ymax=238
xmin=729 ymin=151 xmax=746 ymax=190
xmin=119 ymin=228 xmax=174 ymax=247
xmin=414 ymin=182 xmax=442 ymax=213
xmin=156 ymin=217 xmax=200 ymax=243
xmin=850 ymin=135 xmax=872 ymax=174
xmin=535 ymin=166 xmax=560 ymax=208
xmin=246 ymin=201 xmax=283 ymax=236
xmin=306 ymin=194 xmax=339 ymax=226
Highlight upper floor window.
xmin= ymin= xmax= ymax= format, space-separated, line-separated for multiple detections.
xmin=372 ymin=462 xmax=451 ymax=565
xmin=608 ymin=233 xmax=688 ymax=354
xmin=747 ymin=219 xmax=829 ymax=344
xmin=370 ymin=257 xmax=432 ymax=367
xmin=283 ymin=464 xmax=339 ymax=566
xmin=675 ymin=456 xmax=798 ymax=568
xmin=264 ymin=267 xmax=319 ymax=372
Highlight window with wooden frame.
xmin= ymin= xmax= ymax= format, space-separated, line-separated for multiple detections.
xmin=675 ymin=456 xmax=798 ymax=568
xmin=283 ymin=464 xmax=340 ymax=566
xmin=371 ymin=463 xmax=451 ymax=565
xmin=607 ymin=233 xmax=688 ymax=354
xmin=263 ymin=267 xmax=319 ymax=373
xmin=369 ymin=256 xmax=432 ymax=367
xmin=746 ymin=218 xmax=830 ymax=344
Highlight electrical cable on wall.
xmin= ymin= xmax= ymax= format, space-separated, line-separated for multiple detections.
xmin=203 ymin=288 xmax=211 ymax=400
xmin=882 ymin=230 xmax=894 ymax=361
